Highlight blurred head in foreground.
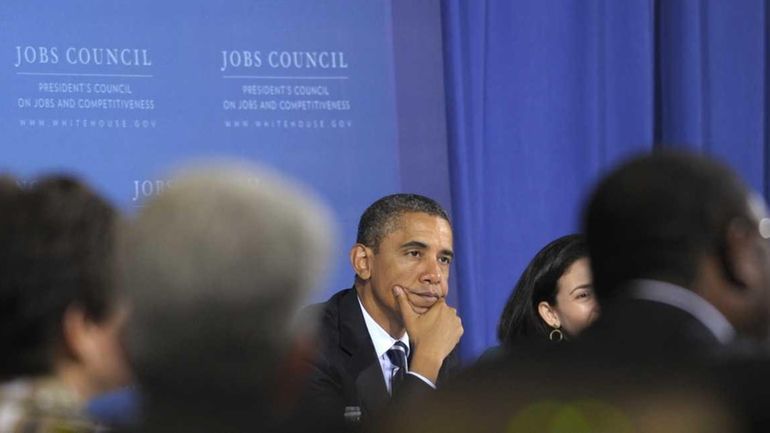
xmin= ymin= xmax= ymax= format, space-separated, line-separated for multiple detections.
xmin=584 ymin=150 xmax=770 ymax=339
xmin=378 ymin=360 xmax=741 ymax=433
xmin=0 ymin=175 xmax=130 ymax=395
xmin=121 ymin=163 xmax=333 ymax=428
xmin=0 ymin=174 xmax=130 ymax=433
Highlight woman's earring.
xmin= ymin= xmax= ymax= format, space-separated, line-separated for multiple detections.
xmin=549 ymin=327 xmax=563 ymax=342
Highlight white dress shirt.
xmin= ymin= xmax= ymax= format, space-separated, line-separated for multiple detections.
xmin=357 ymin=297 xmax=436 ymax=394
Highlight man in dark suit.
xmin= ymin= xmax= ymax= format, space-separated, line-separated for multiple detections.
xmin=301 ymin=194 xmax=463 ymax=429
xmin=581 ymin=151 xmax=770 ymax=363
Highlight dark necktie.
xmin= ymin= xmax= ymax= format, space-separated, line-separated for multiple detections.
xmin=386 ymin=341 xmax=408 ymax=395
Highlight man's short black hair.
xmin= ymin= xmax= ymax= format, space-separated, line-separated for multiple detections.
xmin=356 ymin=193 xmax=450 ymax=251
xmin=0 ymin=175 xmax=118 ymax=377
xmin=582 ymin=150 xmax=751 ymax=298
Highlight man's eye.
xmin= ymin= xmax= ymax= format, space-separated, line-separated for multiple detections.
xmin=438 ymin=256 xmax=452 ymax=265
xmin=406 ymin=250 xmax=421 ymax=257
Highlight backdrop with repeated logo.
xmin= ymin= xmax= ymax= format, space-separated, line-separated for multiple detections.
xmin=0 ymin=0 xmax=452 ymax=304
xmin=5 ymin=0 xmax=769 ymax=363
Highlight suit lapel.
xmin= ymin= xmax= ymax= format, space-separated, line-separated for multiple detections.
xmin=338 ymin=288 xmax=389 ymax=415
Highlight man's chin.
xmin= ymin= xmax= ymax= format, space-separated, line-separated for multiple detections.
xmin=397 ymin=287 xmax=439 ymax=314
xmin=410 ymin=305 xmax=430 ymax=315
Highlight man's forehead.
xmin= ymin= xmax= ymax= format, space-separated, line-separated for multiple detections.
xmin=384 ymin=211 xmax=452 ymax=240
xmin=392 ymin=211 xmax=451 ymax=229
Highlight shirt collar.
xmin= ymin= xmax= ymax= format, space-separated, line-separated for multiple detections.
xmin=628 ymin=279 xmax=736 ymax=344
xmin=357 ymin=295 xmax=410 ymax=358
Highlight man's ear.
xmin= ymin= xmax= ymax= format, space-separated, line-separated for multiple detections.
xmin=350 ymin=244 xmax=372 ymax=280
xmin=721 ymin=219 xmax=762 ymax=290
xmin=61 ymin=304 xmax=90 ymax=362
xmin=537 ymin=301 xmax=560 ymax=328
xmin=709 ymin=218 xmax=770 ymax=339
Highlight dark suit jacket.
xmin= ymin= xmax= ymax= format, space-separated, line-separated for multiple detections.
xmin=299 ymin=288 xmax=459 ymax=428
xmin=573 ymin=283 xmax=770 ymax=431
xmin=579 ymin=288 xmax=726 ymax=367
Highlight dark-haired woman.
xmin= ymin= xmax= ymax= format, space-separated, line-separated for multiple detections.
xmin=497 ymin=234 xmax=599 ymax=347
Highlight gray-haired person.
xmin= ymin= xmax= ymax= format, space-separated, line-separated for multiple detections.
xmin=121 ymin=163 xmax=333 ymax=433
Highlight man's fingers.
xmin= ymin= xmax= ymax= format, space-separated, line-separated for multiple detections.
xmin=393 ymin=286 xmax=418 ymax=326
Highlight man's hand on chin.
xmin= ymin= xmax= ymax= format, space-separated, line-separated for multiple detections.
xmin=393 ymin=285 xmax=463 ymax=385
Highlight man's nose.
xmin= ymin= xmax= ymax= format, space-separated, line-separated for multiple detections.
xmin=420 ymin=260 xmax=443 ymax=285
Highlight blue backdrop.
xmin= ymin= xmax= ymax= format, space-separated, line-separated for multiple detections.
xmin=442 ymin=0 xmax=770 ymax=360
xmin=0 ymin=0 xmax=451 ymax=305
xmin=3 ymin=0 xmax=769 ymax=364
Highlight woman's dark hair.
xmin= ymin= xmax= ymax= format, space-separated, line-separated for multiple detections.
xmin=497 ymin=234 xmax=588 ymax=346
